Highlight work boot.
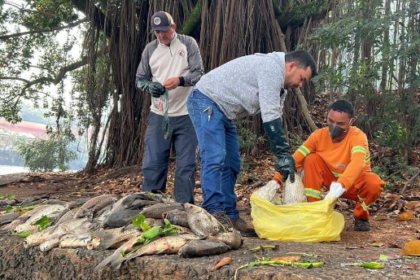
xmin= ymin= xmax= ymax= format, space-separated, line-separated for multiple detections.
xmin=230 ymin=217 xmax=258 ymax=237
xmin=211 ymin=211 xmax=234 ymax=230
xmin=354 ymin=217 xmax=371 ymax=231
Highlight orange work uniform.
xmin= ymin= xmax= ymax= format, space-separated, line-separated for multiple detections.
xmin=293 ymin=126 xmax=385 ymax=220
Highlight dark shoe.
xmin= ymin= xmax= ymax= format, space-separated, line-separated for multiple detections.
xmin=230 ymin=217 xmax=258 ymax=237
xmin=354 ymin=217 xmax=371 ymax=231
xmin=211 ymin=211 xmax=234 ymax=229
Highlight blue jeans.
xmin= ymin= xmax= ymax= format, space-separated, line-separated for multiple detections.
xmin=142 ymin=112 xmax=197 ymax=203
xmin=187 ymin=89 xmax=241 ymax=219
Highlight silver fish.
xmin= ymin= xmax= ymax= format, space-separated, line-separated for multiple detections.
xmin=206 ymin=229 xmax=242 ymax=250
xmin=87 ymin=224 xmax=140 ymax=250
xmin=94 ymin=235 xmax=143 ymax=272
xmin=59 ymin=233 xmax=92 ymax=248
xmin=283 ymin=172 xmax=307 ymax=204
xmin=75 ymin=194 xmax=118 ymax=219
xmin=125 ymin=235 xmax=193 ymax=261
xmin=15 ymin=204 xmax=65 ymax=233
xmin=184 ymin=203 xmax=223 ymax=238
xmin=0 ymin=212 xmax=20 ymax=225
xmin=139 ymin=203 xmax=184 ymax=219
xmin=178 ymin=240 xmax=230 ymax=258
xmin=164 ymin=209 xmax=189 ymax=228
xmin=39 ymin=235 xmax=62 ymax=251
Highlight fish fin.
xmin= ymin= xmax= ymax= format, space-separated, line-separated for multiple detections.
xmin=94 ymin=255 xmax=113 ymax=273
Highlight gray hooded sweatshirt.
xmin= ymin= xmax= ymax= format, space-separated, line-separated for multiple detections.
xmin=195 ymin=52 xmax=287 ymax=123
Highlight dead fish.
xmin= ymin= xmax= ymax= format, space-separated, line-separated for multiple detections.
xmin=88 ymin=224 xmax=140 ymax=250
xmin=283 ymin=172 xmax=306 ymax=204
xmin=0 ymin=212 xmax=20 ymax=225
xmin=145 ymin=218 xmax=165 ymax=227
xmin=15 ymin=204 xmax=65 ymax=233
xmin=39 ymin=235 xmax=61 ymax=252
xmin=125 ymin=236 xmax=189 ymax=262
xmin=131 ymin=192 xmax=175 ymax=203
xmin=54 ymin=218 xmax=91 ymax=236
xmin=1 ymin=219 xmax=24 ymax=231
xmin=172 ymin=225 xmax=193 ymax=235
xmin=139 ymin=203 xmax=184 ymax=219
xmin=178 ymin=240 xmax=230 ymax=258
xmin=121 ymin=193 xmax=159 ymax=210
xmin=75 ymin=194 xmax=118 ymax=219
xmin=67 ymin=197 xmax=90 ymax=209
xmin=184 ymin=203 xmax=223 ymax=238
xmin=94 ymin=235 xmax=143 ymax=272
xmin=103 ymin=209 xmax=140 ymax=228
xmin=42 ymin=199 xmax=68 ymax=206
xmin=24 ymin=204 xmax=65 ymax=225
xmin=54 ymin=209 xmax=78 ymax=226
xmin=102 ymin=195 xmax=142 ymax=228
xmin=24 ymin=228 xmax=56 ymax=247
xmin=206 ymin=229 xmax=243 ymax=250
xmin=164 ymin=209 xmax=189 ymax=228
xmin=59 ymin=233 xmax=92 ymax=248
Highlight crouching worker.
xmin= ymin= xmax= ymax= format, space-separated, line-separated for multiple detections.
xmin=293 ymin=100 xmax=385 ymax=231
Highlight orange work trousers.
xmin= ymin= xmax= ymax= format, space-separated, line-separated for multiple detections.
xmin=303 ymin=153 xmax=385 ymax=220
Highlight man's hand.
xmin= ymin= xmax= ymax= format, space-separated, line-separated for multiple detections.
xmin=163 ymin=77 xmax=180 ymax=90
xmin=136 ymin=79 xmax=166 ymax=98
xmin=275 ymin=154 xmax=296 ymax=183
xmin=324 ymin=182 xmax=346 ymax=199
xmin=148 ymin=82 xmax=166 ymax=98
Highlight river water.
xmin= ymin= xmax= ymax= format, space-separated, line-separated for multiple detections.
xmin=0 ymin=165 xmax=30 ymax=175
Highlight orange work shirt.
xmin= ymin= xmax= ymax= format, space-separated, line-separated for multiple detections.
xmin=293 ymin=126 xmax=371 ymax=190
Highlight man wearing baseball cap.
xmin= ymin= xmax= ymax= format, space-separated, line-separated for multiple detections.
xmin=136 ymin=11 xmax=204 ymax=204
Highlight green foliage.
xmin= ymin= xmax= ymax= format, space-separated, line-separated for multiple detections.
xmin=237 ymin=154 xmax=250 ymax=184
xmin=33 ymin=215 xmax=50 ymax=231
xmin=14 ymin=133 xmax=76 ymax=172
xmin=236 ymin=119 xmax=265 ymax=154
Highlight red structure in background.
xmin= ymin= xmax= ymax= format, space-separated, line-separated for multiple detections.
xmin=0 ymin=118 xmax=48 ymax=147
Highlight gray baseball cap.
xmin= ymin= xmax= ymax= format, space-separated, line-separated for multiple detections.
xmin=151 ymin=11 xmax=174 ymax=32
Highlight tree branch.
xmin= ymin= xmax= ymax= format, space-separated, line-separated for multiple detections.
xmin=295 ymin=88 xmax=318 ymax=132
xmin=274 ymin=0 xmax=331 ymax=29
xmin=179 ymin=0 xmax=203 ymax=35
xmin=1 ymin=47 xmax=109 ymax=96
xmin=0 ymin=18 xmax=88 ymax=40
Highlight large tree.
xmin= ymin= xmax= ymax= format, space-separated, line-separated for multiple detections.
xmin=0 ymin=0 xmax=328 ymax=173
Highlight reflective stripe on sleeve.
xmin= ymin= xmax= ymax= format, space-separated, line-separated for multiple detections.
xmin=351 ymin=146 xmax=367 ymax=155
xmin=305 ymin=188 xmax=322 ymax=199
xmin=297 ymin=145 xmax=310 ymax=157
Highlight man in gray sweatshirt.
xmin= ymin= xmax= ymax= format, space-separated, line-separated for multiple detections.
xmin=187 ymin=50 xmax=317 ymax=237
xmin=136 ymin=11 xmax=204 ymax=204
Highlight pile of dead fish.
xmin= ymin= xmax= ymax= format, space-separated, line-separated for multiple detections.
xmin=0 ymin=193 xmax=242 ymax=271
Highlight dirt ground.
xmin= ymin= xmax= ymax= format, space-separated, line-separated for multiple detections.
xmin=0 ymin=165 xmax=419 ymax=279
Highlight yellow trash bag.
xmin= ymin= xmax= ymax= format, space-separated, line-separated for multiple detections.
xmin=250 ymin=193 xmax=345 ymax=242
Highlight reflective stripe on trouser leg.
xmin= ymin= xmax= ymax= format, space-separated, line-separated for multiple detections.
xmin=341 ymin=171 xmax=385 ymax=220
xmin=302 ymin=153 xmax=336 ymax=202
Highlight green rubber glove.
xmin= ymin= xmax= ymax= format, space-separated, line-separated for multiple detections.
xmin=136 ymin=79 xmax=166 ymax=98
xmin=263 ymin=118 xmax=296 ymax=183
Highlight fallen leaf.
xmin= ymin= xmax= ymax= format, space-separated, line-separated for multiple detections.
xmin=406 ymin=201 xmax=420 ymax=210
xmin=272 ymin=256 xmax=301 ymax=262
xmin=371 ymin=242 xmax=384 ymax=247
xmin=406 ymin=264 xmax=417 ymax=269
xmin=214 ymin=257 xmax=233 ymax=270
xmin=374 ymin=215 xmax=389 ymax=221
xmin=400 ymin=240 xmax=420 ymax=256
xmin=396 ymin=212 xmax=416 ymax=221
